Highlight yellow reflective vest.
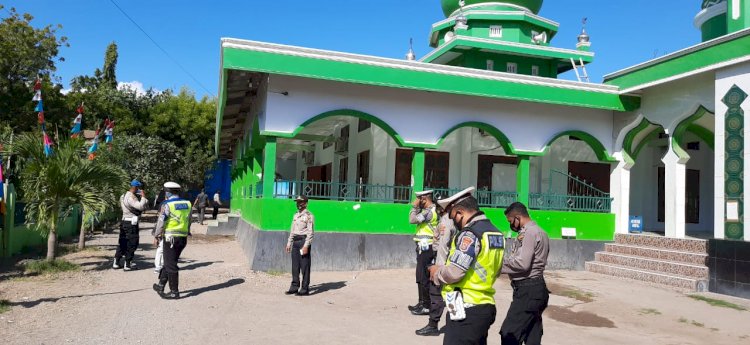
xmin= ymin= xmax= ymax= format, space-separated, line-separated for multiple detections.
xmin=164 ymin=199 xmax=192 ymax=237
xmin=413 ymin=206 xmax=438 ymax=243
xmin=442 ymin=220 xmax=505 ymax=305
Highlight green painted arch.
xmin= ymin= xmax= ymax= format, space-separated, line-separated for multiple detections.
xmin=672 ymin=105 xmax=714 ymax=152
xmin=632 ymin=126 xmax=665 ymax=160
xmin=260 ymin=109 xmax=408 ymax=147
xmin=434 ymin=122 xmax=516 ymax=155
xmin=538 ymin=130 xmax=616 ymax=162
xmin=622 ymin=117 xmax=665 ymax=161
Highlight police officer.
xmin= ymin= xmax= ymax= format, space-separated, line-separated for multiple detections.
xmin=285 ymin=195 xmax=314 ymax=296
xmin=408 ymin=190 xmax=438 ymax=316
xmin=416 ymin=199 xmax=457 ymax=336
xmin=152 ymin=182 xmax=192 ymax=300
xmin=499 ymin=202 xmax=550 ymax=345
xmin=113 ymin=179 xmax=149 ymax=271
xmin=429 ymin=187 xmax=505 ymax=345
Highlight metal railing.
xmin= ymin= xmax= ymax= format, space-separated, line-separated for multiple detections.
xmin=529 ymin=169 xmax=612 ymax=213
xmin=433 ymin=188 xmax=517 ymax=209
xmin=273 ymin=180 xmax=412 ymax=203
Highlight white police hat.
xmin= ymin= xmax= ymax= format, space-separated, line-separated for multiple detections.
xmin=415 ymin=190 xmax=434 ymax=197
xmin=163 ymin=182 xmax=181 ymax=189
xmin=437 ymin=186 xmax=475 ymax=210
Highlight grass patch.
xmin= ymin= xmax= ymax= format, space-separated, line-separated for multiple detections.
xmin=688 ymin=294 xmax=747 ymax=311
xmin=0 ymin=300 xmax=10 ymax=314
xmin=677 ymin=317 xmax=705 ymax=328
xmin=638 ymin=308 xmax=662 ymax=315
xmin=557 ymin=289 xmax=595 ymax=303
xmin=21 ymin=259 xmax=80 ymax=275
xmin=266 ymin=270 xmax=286 ymax=277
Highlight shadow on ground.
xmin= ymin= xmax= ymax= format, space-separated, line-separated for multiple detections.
xmin=309 ymin=281 xmax=347 ymax=295
xmin=8 ymin=288 xmax=148 ymax=308
xmin=180 ymin=278 xmax=246 ymax=299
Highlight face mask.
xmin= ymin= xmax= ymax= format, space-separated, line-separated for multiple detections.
xmin=509 ymin=216 xmax=522 ymax=232
xmin=451 ymin=212 xmax=463 ymax=230
xmin=297 ymin=203 xmax=306 ymax=211
xmin=165 ymin=192 xmax=173 ymax=199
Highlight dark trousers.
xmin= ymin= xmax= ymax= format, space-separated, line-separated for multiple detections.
xmin=212 ymin=205 xmax=219 ymax=219
xmin=429 ymin=282 xmax=446 ymax=326
xmin=415 ymin=248 xmax=435 ymax=305
xmin=500 ymin=277 xmax=550 ymax=345
xmin=158 ymin=237 xmax=188 ymax=292
xmin=444 ymin=304 xmax=497 ymax=345
xmin=290 ymin=236 xmax=311 ymax=292
xmin=114 ymin=222 xmax=139 ymax=263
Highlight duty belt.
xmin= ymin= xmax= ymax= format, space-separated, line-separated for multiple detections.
xmin=293 ymin=235 xmax=307 ymax=241
xmin=511 ymin=275 xmax=545 ymax=288
xmin=413 ymin=235 xmax=434 ymax=242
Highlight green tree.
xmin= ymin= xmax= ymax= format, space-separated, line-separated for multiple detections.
xmin=102 ymin=42 xmax=118 ymax=89
xmin=0 ymin=6 xmax=69 ymax=130
xmin=146 ymin=87 xmax=216 ymax=189
xmin=13 ymin=134 xmax=127 ymax=260
xmin=98 ymin=134 xmax=182 ymax=199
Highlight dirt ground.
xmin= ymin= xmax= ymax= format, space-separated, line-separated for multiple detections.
xmin=1 ymin=218 xmax=749 ymax=345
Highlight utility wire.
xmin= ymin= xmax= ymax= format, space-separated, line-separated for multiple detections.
xmin=107 ymin=0 xmax=215 ymax=97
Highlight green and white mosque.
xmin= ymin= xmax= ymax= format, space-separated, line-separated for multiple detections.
xmin=215 ymin=1 xmax=750 ymax=296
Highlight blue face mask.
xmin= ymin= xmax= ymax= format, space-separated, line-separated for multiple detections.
xmin=165 ymin=192 xmax=173 ymax=199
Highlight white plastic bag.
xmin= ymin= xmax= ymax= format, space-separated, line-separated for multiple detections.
xmin=130 ymin=216 xmax=139 ymax=225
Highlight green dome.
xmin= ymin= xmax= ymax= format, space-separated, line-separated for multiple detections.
xmin=441 ymin=0 xmax=544 ymax=17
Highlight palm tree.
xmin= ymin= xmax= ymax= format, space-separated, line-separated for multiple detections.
xmin=13 ymin=133 xmax=127 ymax=260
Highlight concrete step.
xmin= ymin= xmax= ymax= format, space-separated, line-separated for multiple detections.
xmin=205 ymin=220 xmax=219 ymax=227
xmin=585 ymin=261 xmax=707 ymax=291
xmin=614 ymin=233 xmax=707 ymax=254
xmin=594 ymin=252 xmax=708 ymax=279
xmin=604 ymin=243 xmax=708 ymax=266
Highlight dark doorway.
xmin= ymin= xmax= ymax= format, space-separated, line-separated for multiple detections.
xmin=357 ymin=150 xmax=370 ymax=199
xmin=567 ymin=161 xmax=611 ymax=194
xmin=425 ymin=151 xmax=450 ymax=189
xmin=658 ymin=167 xmax=665 ymax=223
xmin=477 ymin=155 xmax=518 ymax=190
xmin=686 ymin=169 xmax=700 ymax=224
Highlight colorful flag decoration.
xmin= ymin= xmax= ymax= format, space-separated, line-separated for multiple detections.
xmin=33 ymin=78 xmax=53 ymax=157
xmin=43 ymin=132 xmax=54 ymax=157
xmin=71 ymin=103 xmax=84 ymax=138
xmin=88 ymin=129 xmax=100 ymax=161
xmin=104 ymin=118 xmax=115 ymax=150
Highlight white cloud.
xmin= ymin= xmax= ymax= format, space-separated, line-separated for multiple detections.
xmin=117 ymin=81 xmax=151 ymax=96
xmin=61 ymin=88 xmax=72 ymax=95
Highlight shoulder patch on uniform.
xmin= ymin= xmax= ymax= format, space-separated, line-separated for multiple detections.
xmin=487 ymin=234 xmax=504 ymax=249
xmin=459 ymin=236 xmax=474 ymax=251
xmin=173 ymin=203 xmax=189 ymax=210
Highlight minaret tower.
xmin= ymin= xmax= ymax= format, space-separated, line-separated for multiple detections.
xmin=421 ymin=0 xmax=594 ymax=79
xmin=696 ymin=0 xmax=750 ymax=42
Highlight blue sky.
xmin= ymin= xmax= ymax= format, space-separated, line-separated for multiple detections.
xmin=3 ymin=0 xmax=702 ymax=98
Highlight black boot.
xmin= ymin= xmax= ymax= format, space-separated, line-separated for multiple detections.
xmin=153 ymin=283 xmax=165 ymax=294
xmin=415 ymin=323 xmax=440 ymax=336
xmin=408 ymin=286 xmax=424 ymax=311
xmin=160 ymin=290 xmax=180 ymax=300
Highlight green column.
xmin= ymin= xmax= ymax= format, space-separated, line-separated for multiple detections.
xmin=262 ymin=137 xmax=277 ymax=199
xmin=516 ymin=155 xmax=530 ymax=205
xmin=252 ymin=149 xmax=262 ymax=197
xmin=412 ymin=148 xmax=425 ymax=193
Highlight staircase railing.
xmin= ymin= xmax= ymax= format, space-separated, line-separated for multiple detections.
xmin=529 ymin=169 xmax=612 ymax=213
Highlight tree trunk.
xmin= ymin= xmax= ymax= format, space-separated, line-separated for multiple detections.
xmin=77 ymin=210 xmax=86 ymax=250
xmin=46 ymin=230 xmax=57 ymax=261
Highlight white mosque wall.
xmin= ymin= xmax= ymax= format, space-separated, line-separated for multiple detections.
xmin=263 ymin=74 xmax=616 ymax=154
xmin=628 ymin=132 xmax=714 ymax=233
xmin=639 ymin=73 xmax=715 ymax=132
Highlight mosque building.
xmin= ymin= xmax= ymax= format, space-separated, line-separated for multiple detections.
xmin=215 ymin=0 xmax=750 ymax=298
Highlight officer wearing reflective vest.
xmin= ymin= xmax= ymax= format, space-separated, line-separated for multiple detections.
xmin=152 ymin=182 xmax=192 ymax=300
xmin=429 ymin=187 xmax=505 ymax=345
xmin=408 ymin=190 xmax=439 ymax=316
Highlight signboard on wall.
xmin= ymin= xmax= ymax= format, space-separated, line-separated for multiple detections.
xmin=629 ymin=216 xmax=643 ymax=233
